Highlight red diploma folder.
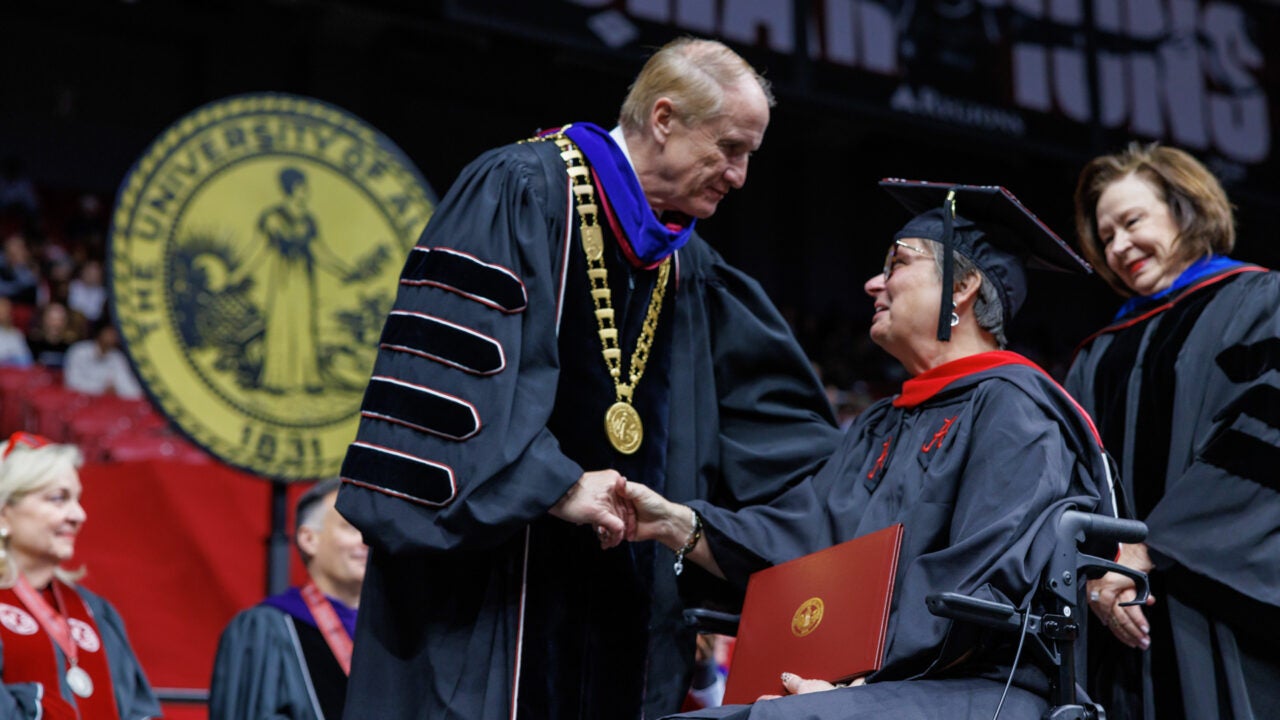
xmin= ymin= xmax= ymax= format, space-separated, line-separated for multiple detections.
xmin=722 ymin=523 xmax=904 ymax=705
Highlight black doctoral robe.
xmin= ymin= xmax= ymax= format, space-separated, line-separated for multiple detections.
xmin=1066 ymin=264 xmax=1280 ymax=720
xmin=669 ymin=352 xmax=1115 ymax=720
xmin=209 ymin=599 xmax=353 ymax=720
xmin=335 ymin=134 xmax=840 ymax=719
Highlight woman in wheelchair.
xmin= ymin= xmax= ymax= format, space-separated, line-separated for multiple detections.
xmin=615 ymin=181 xmax=1118 ymax=720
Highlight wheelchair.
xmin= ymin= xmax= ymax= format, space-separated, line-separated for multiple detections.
xmin=684 ymin=510 xmax=1150 ymax=720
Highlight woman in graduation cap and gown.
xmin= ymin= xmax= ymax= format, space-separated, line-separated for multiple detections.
xmin=1067 ymin=143 xmax=1280 ymax=719
xmin=617 ymin=181 xmax=1119 ymax=720
xmin=0 ymin=432 xmax=159 ymax=720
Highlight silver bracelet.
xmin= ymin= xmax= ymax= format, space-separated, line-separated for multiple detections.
xmin=673 ymin=508 xmax=703 ymax=576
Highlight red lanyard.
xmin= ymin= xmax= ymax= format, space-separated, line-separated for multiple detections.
xmin=299 ymin=581 xmax=353 ymax=675
xmin=12 ymin=574 xmax=80 ymax=670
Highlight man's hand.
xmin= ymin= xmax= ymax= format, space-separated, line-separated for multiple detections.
xmin=549 ymin=470 xmax=631 ymax=548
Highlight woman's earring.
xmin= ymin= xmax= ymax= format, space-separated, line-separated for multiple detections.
xmin=950 ymin=312 xmax=960 ymax=327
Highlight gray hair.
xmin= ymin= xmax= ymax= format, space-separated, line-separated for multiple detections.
xmin=925 ymin=240 xmax=1008 ymax=348
xmin=294 ymin=477 xmax=341 ymax=564
xmin=619 ymin=37 xmax=775 ymax=134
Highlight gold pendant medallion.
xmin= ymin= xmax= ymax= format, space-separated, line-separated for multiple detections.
xmin=605 ymin=401 xmax=643 ymax=455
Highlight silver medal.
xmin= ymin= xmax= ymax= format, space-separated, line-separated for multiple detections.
xmin=66 ymin=664 xmax=94 ymax=698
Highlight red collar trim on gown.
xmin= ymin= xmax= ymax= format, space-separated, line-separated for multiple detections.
xmin=894 ymin=350 xmax=1103 ymax=446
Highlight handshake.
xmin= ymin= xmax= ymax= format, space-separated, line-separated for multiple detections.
xmin=548 ymin=469 xmax=853 ymax=700
xmin=548 ymin=469 xmax=679 ymax=550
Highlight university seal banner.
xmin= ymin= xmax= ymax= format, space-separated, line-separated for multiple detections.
xmin=109 ymin=93 xmax=435 ymax=480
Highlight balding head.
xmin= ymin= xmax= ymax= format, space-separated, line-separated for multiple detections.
xmin=619 ymin=37 xmax=774 ymax=135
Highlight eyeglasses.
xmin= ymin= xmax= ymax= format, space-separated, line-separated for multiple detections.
xmin=2 ymin=431 xmax=54 ymax=460
xmin=883 ymin=240 xmax=930 ymax=279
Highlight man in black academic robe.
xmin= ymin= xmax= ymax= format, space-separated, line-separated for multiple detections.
xmin=335 ymin=38 xmax=840 ymax=720
xmin=210 ymin=479 xmax=366 ymax=720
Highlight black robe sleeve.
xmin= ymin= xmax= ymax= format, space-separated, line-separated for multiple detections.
xmin=699 ymin=256 xmax=841 ymax=509
xmin=1067 ymin=270 xmax=1280 ymax=607
xmin=336 ymin=142 xmax=584 ymax=555
xmin=209 ymin=606 xmax=321 ymax=720
xmin=0 ymin=681 xmax=41 ymax=720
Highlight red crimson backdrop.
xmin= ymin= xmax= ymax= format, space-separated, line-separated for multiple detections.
xmin=74 ymin=460 xmax=312 ymax=720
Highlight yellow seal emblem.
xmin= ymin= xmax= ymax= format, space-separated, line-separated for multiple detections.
xmin=792 ymin=596 xmax=825 ymax=637
xmin=109 ymin=93 xmax=434 ymax=480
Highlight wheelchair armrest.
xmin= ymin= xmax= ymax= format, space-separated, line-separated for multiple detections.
xmin=925 ymin=592 xmax=1028 ymax=633
xmin=1049 ymin=511 xmax=1150 ymax=608
xmin=682 ymin=608 xmax=741 ymax=636
xmin=1058 ymin=510 xmax=1147 ymax=546
xmin=1076 ymin=554 xmax=1151 ymax=607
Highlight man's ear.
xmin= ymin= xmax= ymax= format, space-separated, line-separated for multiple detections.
xmin=297 ymin=525 xmax=320 ymax=561
xmin=650 ymin=98 xmax=675 ymax=145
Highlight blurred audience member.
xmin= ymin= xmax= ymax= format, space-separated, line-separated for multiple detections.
xmin=39 ymin=260 xmax=73 ymax=309
xmin=0 ymin=298 xmax=32 ymax=368
xmin=0 ymin=235 xmax=39 ymax=308
xmin=67 ymin=260 xmax=107 ymax=324
xmin=0 ymin=431 xmax=161 ymax=719
xmin=684 ymin=634 xmax=729 ymax=710
xmin=210 ymin=478 xmax=367 ymax=720
xmin=63 ymin=323 xmax=141 ymax=399
xmin=0 ymin=156 xmax=38 ymax=220
xmin=26 ymin=303 xmax=80 ymax=370
xmin=64 ymin=195 xmax=107 ymax=252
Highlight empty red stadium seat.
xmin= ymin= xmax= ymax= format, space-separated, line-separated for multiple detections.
xmin=20 ymin=383 xmax=89 ymax=441
xmin=0 ymin=365 xmax=58 ymax=435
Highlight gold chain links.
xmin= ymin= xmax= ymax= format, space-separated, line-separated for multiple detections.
xmin=551 ymin=130 xmax=670 ymax=407
xmin=541 ymin=127 xmax=671 ymax=454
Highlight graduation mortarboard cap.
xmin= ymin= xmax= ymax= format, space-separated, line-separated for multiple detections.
xmin=880 ymin=179 xmax=1091 ymax=342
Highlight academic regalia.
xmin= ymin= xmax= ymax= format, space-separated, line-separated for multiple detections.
xmin=334 ymin=123 xmax=840 ymax=720
xmin=1066 ymin=258 xmax=1280 ymax=720
xmin=209 ymin=587 xmax=357 ymax=720
xmin=669 ymin=181 xmax=1114 ymax=720
xmin=669 ymin=353 xmax=1113 ymax=720
xmin=0 ymin=581 xmax=159 ymax=720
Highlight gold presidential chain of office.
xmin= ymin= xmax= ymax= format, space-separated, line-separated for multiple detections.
xmin=550 ymin=127 xmax=670 ymax=455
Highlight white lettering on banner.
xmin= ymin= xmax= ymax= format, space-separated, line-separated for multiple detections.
xmin=1011 ymin=0 xmax=1269 ymax=163
xmin=815 ymin=0 xmax=897 ymax=74
xmin=890 ymin=86 xmax=1028 ymax=136
xmin=720 ymin=0 xmax=794 ymax=53
xmin=564 ymin=0 xmax=1270 ymax=164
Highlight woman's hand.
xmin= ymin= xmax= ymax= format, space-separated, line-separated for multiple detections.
xmin=616 ymin=478 xmax=685 ymax=546
xmin=755 ymin=672 xmax=864 ymax=701
xmin=1086 ymin=541 xmax=1157 ymax=649
xmin=615 ymin=478 xmax=728 ymax=578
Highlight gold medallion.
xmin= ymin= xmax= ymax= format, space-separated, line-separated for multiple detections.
xmin=605 ymin=401 xmax=643 ymax=455
xmin=791 ymin=596 xmax=825 ymax=637
xmin=109 ymin=93 xmax=435 ymax=479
